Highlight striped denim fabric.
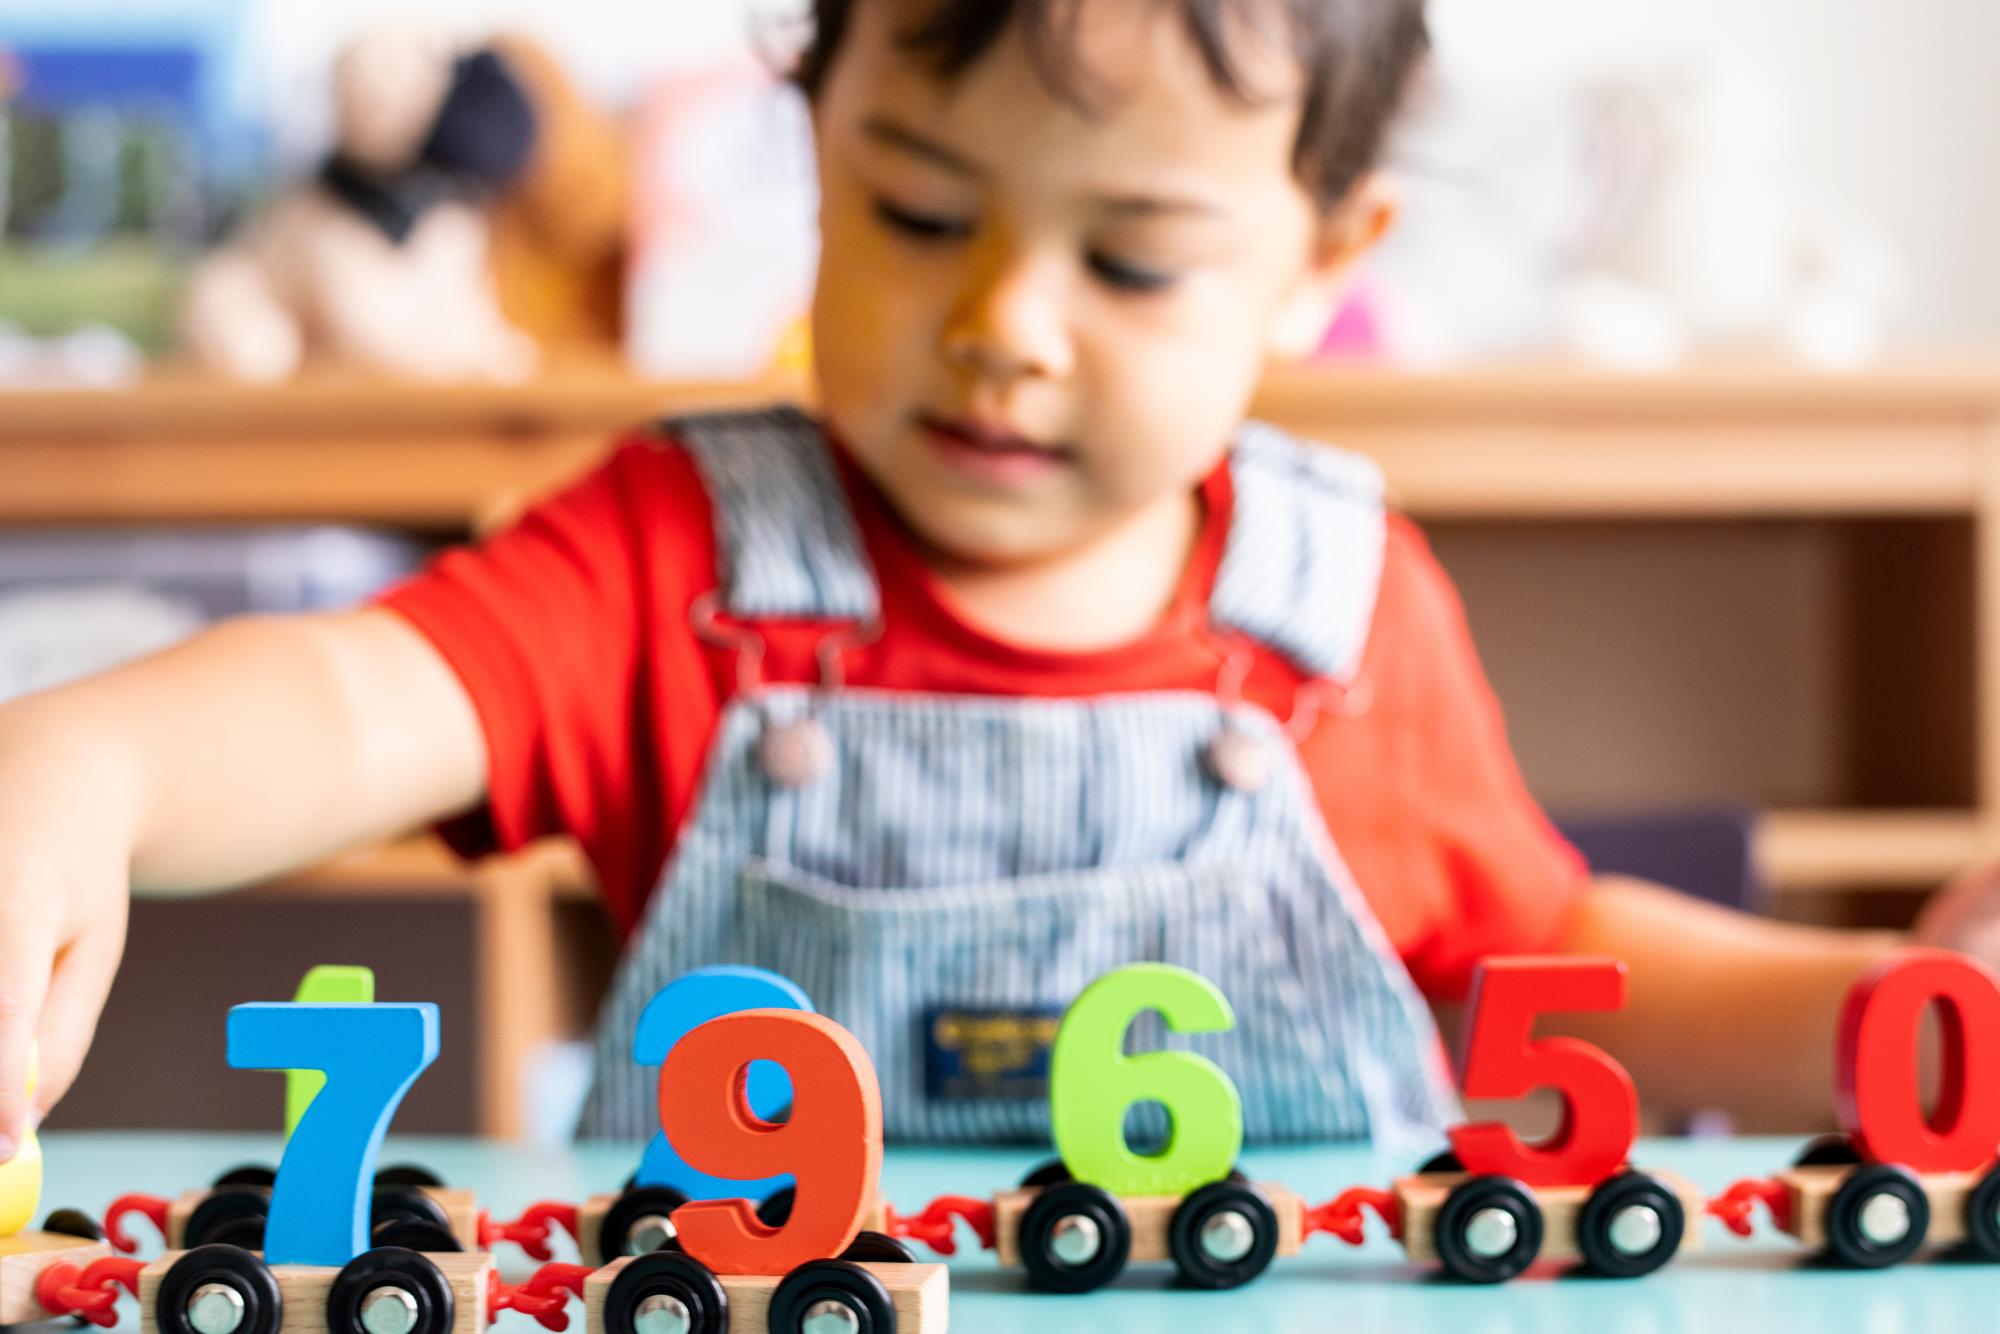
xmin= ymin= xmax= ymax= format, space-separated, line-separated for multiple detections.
xmin=574 ymin=409 xmax=1460 ymax=1148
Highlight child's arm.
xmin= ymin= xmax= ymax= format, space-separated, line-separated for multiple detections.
xmin=1555 ymin=874 xmax=1898 ymax=1131
xmin=0 ymin=608 xmax=485 ymax=1154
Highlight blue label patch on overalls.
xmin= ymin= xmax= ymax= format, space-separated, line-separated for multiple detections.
xmin=923 ymin=1006 xmax=1064 ymax=1102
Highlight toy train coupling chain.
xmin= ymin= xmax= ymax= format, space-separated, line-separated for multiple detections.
xmin=1304 ymin=1187 xmax=1404 ymax=1246
xmin=35 ymin=1255 xmax=145 ymax=1328
xmin=479 ymin=1200 xmax=581 ymax=1260
xmin=487 ymin=1262 xmax=593 ymax=1331
xmin=104 ymin=1193 xmax=172 ymax=1253
xmin=883 ymin=1195 xmax=998 ymax=1256
xmin=1707 ymin=1178 xmax=1793 ymax=1237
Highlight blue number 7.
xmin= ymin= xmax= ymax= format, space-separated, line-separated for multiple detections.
xmin=633 ymin=967 xmax=810 ymax=1198
xmin=229 ymin=1003 xmax=439 ymax=1267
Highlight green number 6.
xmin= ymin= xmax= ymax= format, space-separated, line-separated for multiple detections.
xmin=1049 ymin=964 xmax=1244 ymax=1197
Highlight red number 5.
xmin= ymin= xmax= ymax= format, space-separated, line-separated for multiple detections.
xmin=658 ymin=1010 xmax=883 ymax=1276
xmin=1447 ymin=957 xmax=1638 ymax=1188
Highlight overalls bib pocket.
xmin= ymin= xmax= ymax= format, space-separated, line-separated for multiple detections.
xmin=727 ymin=855 xmax=1356 ymax=1143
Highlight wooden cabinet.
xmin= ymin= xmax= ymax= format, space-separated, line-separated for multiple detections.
xmin=7 ymin=360 xmax=1999 ymax=1132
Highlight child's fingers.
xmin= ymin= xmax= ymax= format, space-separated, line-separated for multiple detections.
xmin=32 ymin=923 xmax=125 ymax=1121
xmin=0 ymin=904 xmax=55 ymax=1161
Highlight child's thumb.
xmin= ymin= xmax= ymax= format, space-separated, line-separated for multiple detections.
xmin=0 ymin=924 xmax=54 ymax=1161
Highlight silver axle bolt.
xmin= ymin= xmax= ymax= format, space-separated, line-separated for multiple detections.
xmin=632 ymin=1294 xmax=692 ymax=1334
xmin=187 ymin=1283 xmax=245 ymax=1334
xmin=1608 ymin=1204 xmax=1664 ymax=1256
xmin=1049 ymin=1214 xmax=1104 ymax=1267
xmin=628 ymin=1215 xmax=677 ymax=1256
xmin=801 ymin=1299 xmax=861 ymax=1334
xmin=1859 ymin=1193 xmax=1912 ymax=1247
xmin=360 ymin=1287 xmax=420 ymax=1334
xmin=1199 ymin=1210 xmax=1257 ymax=1264
xmin=1464 ymin=1207 xmax=1520 ymax=1260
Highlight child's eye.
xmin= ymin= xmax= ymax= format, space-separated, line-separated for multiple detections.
xmin=1087 ymin=251 xmax=1178 ymax=294
xmin=873 ymin=198 xmax=973 ymax=241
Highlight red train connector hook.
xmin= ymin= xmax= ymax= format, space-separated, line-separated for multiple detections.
xmin=884 ymin=1195 xmax=998 ymax=1257
xmin=1707 ymin=1177 xmax=1794 ymax=1238
xmin=480 ymin=1201 xmax=582 ymax=1262
xmin=34 ymin=1255 xmax=146 ymax=1329
xmin=1304 ymin=1186 xmax=1404 ymax=1246
xmin=103 ymin=1193 xmax=172 ymax=1254
xmin=488 ymin=1263 xmax=592 ymax=1331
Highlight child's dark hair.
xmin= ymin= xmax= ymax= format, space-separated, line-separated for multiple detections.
xmin=791 ymin=0 xmax=1429 ymax=211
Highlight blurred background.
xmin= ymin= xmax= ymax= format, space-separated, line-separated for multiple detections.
xmin=2 ymin=0 xmax=1997 ymax=1138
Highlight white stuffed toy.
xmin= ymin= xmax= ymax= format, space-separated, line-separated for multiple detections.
xmin=182 ymin=27 xmax=542 ymax=383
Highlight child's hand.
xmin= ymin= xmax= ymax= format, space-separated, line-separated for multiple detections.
xmin=1913 ymin=857 xmax=2000 ymax=969
xmin=0 ymin=721 xmax=135 ymax=1162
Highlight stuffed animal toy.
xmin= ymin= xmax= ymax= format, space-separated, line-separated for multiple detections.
xmin=180 ymin=26 xmax=542 ymax=383
xmin=485 ymin=34 xmax=631 ymax=355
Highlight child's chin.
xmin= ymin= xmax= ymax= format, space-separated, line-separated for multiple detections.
xmin=905 ymin=503 xmax=1077 ymax=570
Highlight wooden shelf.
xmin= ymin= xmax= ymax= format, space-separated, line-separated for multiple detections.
xmin=253 ymin=836 xmax=597 ymax=902
xmin=4 ymin=361 xmax=1998 ymax=524
xmin=1760 ymin=809 xmax=1991 ymax=893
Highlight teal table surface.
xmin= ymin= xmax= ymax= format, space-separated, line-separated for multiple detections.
xmin=37 ymin=1133 xmax=1981 ymax=1334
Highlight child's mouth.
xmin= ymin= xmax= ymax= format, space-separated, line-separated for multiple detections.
xmin=916 ymin=413 xmax=1075 ymax=485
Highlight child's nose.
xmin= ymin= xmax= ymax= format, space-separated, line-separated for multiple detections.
xmin=940 ymin=251 xmax=1075 ymax=384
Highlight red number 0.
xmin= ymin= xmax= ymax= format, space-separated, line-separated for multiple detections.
xmin=1447 ymin=957 xmax=1638 ymax=1188
xmin=658 ymin=1010 xmax=883 ymax=1275
xmin=1837 ymin=948 xmax=2000 ymax=1173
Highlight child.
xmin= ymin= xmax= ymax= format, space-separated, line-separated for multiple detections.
xmin=0 ymin=0 xmax=1992 ymax=1154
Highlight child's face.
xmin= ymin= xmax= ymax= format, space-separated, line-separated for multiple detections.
xmin=810 ymin=0 xmax=1388 ymax=569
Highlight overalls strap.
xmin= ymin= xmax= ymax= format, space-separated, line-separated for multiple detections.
xmin=670 ymin=406 xmax=881 ymax=623
xmin=1210 ymin=420 xmax=1388 ymax=684
xmin=674 ymin=409 xmax=1388 ymax=680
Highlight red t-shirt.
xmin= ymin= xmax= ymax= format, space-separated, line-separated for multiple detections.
xmin=381 ymin=425 xmax=1588 ymax=1000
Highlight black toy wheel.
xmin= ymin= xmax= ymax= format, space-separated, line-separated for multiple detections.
xmin=156 ymin=1245 xmax=283 ymax=1334
xmin=370 ymin=1219 xmax=464 ymax=1253
xmin=1417 ymin=1150 xmax=1464 ymax=1176
xmin=1167 ymin=1180 xmax=1280 ymax=1290
xmin=211 ymin=1165 xmax=278 ymax=1190
xmin=1019 ymin=1159 xmax=1071 ymax=1190
xmin=839 ymin=1231 xmax=917 ymax=1264
xmin=1575 ymin=1172 xmax=1685 ymax=1279
xmin=1964 ymin=1164 xmax=2000 ymax=1260
xmin=1793 ymin=1134 xmax=1863 ymax=1169
xmin=376 ymin=1164 xmax=446 ymax=1190
xmin=1017 ymin=1182 xmax=1132 ymax=1294
xmin=758 ymin=1186 xmax=796 ymax=1228
xmin=42 ymin=1208 xmax=104 ymax=1241
xmin=767 ymin=1260 xmax=895 ymax=1334
xmin=371 ymin=1187 xmax=452 ymax=1233
xmin=325 ymin=1247 xmax=454 ymax=1334
xmin=596 ymin=1186 xmax=691 ymax=1264
xmin=1434 ymin=1176 xmax=1544 ymax=1284
xmin=184 ymin=1187 xmax=270 ymax=1250
xmin=376 ymin=1168 xmax=448 ymax=1192
xmin=1825 ymin=1164 xmax=1929 ymax=1269
xmin=603 ymin=1252 xmax=728 ymax=1334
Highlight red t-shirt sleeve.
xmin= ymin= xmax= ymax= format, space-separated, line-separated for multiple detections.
xmin=376 ymin=435 xmax=722 ymax=933
xmin=1323 ymin=513 xmax=1590 ymax=1001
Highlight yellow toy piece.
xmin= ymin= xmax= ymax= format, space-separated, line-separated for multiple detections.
xmin=0 ymin=1046 xmax=42 ymax=1236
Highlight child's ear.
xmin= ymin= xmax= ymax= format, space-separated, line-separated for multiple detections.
xmin=1265 ymin=171 xmax=1400 ymax=362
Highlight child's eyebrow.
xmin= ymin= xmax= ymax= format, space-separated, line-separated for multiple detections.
xmin=1098 ymin=194 xmax=1228 ymax=220
xmin=863 ymin=115 xmax=1227 ymax=220
xmin=863 ymin=116 xmax=984 ymax=177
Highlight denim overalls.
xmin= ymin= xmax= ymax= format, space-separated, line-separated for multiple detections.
xmin=575 ymin=407 xmax=1460 ymax=1147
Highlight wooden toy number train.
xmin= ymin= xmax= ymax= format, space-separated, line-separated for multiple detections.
xmin=20 ymin=945 xmax=2000 ymax=1334
xmin=483 ymin=945 xmax=2000 ymax=1312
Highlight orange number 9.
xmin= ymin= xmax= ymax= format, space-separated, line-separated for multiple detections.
xmin=658 ymin=1010 xmax=883 ymax=1276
